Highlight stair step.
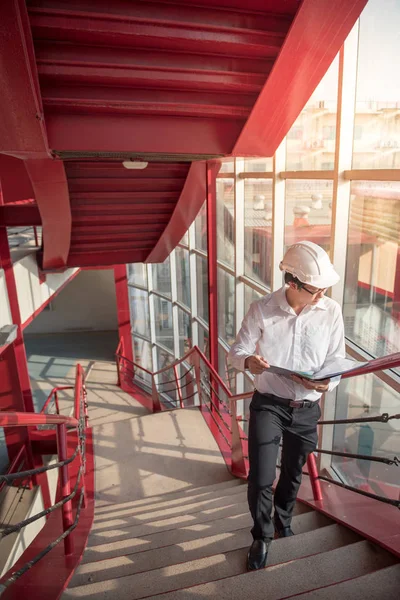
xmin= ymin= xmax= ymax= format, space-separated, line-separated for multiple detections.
xmin=88 ymin=500 xmax=250 ymax=551
xmin=94 ymin=481 xmax=248 ymax=523
xmin=63 ymin=528 xmax=370 ymax=599
xmin=83 ymin=502 xmax=323 ymax=565
xmin=109 ymin=541 xmax=395 ymax=600
xmin=70 ymin=523 xmax=358 ymax=588
xmin=94 ymin=478 xmax=244 ymax=512
xmin=91 ymin=488 xmax=250 ymax=532
xmin=290 ymin=563 xmax=400 ymax=599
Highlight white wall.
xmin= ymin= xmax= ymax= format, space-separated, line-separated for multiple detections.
xmin=0 ymin=268 xmax=12 ymax=328
xmin=26 ymin=269 xmax=118 ymax=334
xmin=12 ymin=250 xmax=79 ymax=326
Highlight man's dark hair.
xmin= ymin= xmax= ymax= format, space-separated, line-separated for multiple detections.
xmin=284 ymin=272 xmax=303 ymax=288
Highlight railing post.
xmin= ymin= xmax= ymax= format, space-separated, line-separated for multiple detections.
xmin=116 ymin=354 xmax=121 ymax=386
xmin=192 ymin=351 xmax=202 ymax=407
xmin=54 ymin=391 xmax=60 ymax=415
xmin=230 ymin=400 xmax=247 ymax=479
xmin=174 ymin=365 xmax=184 ymax=409
xmin=56 ymin=423 xmax=74 ymax=555
xmin=151 ymin=375 xmax=162 ymax=413
xmin=307 ymin=453 xmax=323 ymax=501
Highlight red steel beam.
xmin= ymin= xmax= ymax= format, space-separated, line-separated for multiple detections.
xmin=0 ymin=0 xmax=49 ymax=158
xmin=233 ymin=0 xmax=369 ymax=156
xmin=29 ymin=8 xmax=284 ymax=59
xmin=145 ymin=162 xmax=207 ymax=263
xmin=46 ymin=113 xmax=242 ymax=156
xmin=0 ymin=155 xmax=35 ymax=203
xmin=0 ymin=203 xmax=41 ymax=227
xmin=25 ymin=159 xmax=71 ymax=269
xmin=67 ymin=249 xmax=149 ymax=267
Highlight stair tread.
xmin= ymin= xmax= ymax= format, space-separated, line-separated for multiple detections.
xmin=93 ymin=482 xmax=250 ymax=523
xmin=65 ymin=540 xmax=395 ymax=600
xmin=94 ymin=478 xmax=244 ymax=512
xmin=91 ymin=488 xmax=250 ymax=532
xmin=290 ymin=563 xmax=400 ymax=599
xmin=82 ymin=503 xmax=328 ymax=564
xmin=69 ymin=523 xmax=360 ymax=588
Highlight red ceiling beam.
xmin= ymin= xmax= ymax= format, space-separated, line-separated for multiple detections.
xmin=146 ymin=162 xmax=208 ymax=263
xmin=0 ymin=203 xmax=41 ymax=227
xmin=233 ymin=0 xmax=369 ymax=157
xmin=29 ymin=8 xmax=284 ymax=59
xmin=25 ymin=160 xmax=71 ymax=270
xmin=46 ymin=113 xmax=243 ymax=156
xmin=0 ymin=156 xmax=35 ymax=204
xmin=67 ymin=249 xmax=149 ymax=267
xmin=0 ymin=1 xmax=49 ymax=159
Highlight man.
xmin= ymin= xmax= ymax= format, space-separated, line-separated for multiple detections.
xmin=228 ymin=241 xmax=345 ymax=571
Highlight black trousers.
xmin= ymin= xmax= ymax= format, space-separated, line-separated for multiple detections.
xmin=247 ymin=390 xmax=321 ymax=541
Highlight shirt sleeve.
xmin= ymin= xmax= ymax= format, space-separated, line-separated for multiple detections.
xmin=324 ymin=305 xmax=346 ymax=392
xmin=228 ymin=301 xmax=263 ymax=372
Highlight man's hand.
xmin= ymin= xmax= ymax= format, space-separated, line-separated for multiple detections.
xmin=245 ymin=355 xmax=270 ymax=375
xmin=291 ymin=375 xmax=330 ymax=393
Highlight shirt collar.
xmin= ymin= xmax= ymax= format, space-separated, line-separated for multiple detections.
xmin=275 ymin=285 xmax=328 ymax=314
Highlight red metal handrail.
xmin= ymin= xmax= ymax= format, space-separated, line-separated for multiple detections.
xmin=40 ymin=386 xmax=74 ymax=416
xmin=117 ymin=339 xmax=400 ymax=501
xmin=0 ymin=363 xmax=88 ymax=561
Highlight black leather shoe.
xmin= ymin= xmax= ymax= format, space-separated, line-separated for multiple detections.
xmin=247 ymin=539 xmax=271 ymax=571
xmin=275 ymin=526 xmax=294 ymax=538
xmin=273 ymin=516 xmax=294 ymax=538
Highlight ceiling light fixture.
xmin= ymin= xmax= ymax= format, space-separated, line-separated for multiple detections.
xmin=122 ymin=159 xmax=148 ymax=170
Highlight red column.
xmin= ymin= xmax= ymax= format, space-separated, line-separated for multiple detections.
xmin=114 ymin=265 xmax=134 ymax=363
xmin=206 ymin=162 xmax=220 ymax=376
xmin=0 ymin=227 xmax=51 ymax=508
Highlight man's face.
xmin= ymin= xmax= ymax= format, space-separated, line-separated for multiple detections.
xmin=290 ymin=281 xmax=328 ymax=305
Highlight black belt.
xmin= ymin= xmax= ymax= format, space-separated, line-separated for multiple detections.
xmin=254 ymin=390 xmax=316 ymax=409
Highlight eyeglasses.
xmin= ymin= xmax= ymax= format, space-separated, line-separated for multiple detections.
xmin=300 ymin=284 xmax=328 ymax=296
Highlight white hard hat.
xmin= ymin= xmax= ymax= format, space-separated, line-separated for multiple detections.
xmin=279 ymin=240 xmax=340 ymax=288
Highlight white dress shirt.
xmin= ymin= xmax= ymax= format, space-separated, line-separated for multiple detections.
xmin=228 ymin=285 xmax=346 ymax=401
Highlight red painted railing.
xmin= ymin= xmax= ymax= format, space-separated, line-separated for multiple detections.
xmin=40 ymin=385 xmax=73 ymax=416
xmin=0 ymin=363 xmax=88 ymax=592
xmin=117 ymin=341 xmax=400 ymax=506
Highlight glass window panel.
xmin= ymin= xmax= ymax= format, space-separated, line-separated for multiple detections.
xmin=153 ymin=296 xmax=174 ymax=351
xmin=198 ymin=325 xmax=210 ymax=359
xmin=332 ymin=372 xmax=399 ymax=501
xmin=155 ymin=347 xmax=178 ymax=405
xmin=343 ymin=181 xmax=400 ymax=361
xmin=218 ymin=344 xmax=236 ymax=393
xmin=217 ymin=178 xmax=235 ymax=267
xmin=152 ymin=257 xmax=171 ymax=298
xmin=176 ymin=247 xmax=191 ymax=309
xmin=179 ymin=231 xmax=189 ymax=246
xmin=127 ymin=263 xmax=147 ymax=288
xmin=129 ymin=287 xmax=150 ymax=339
xmin=286 ymin=56 xmax=339 ymax=170
xmin=178 ymin=309 xmax=192 ymax=356
xmin=132 ymin=338 xmax=153 ymax=387
xmin=244 ymin=286 xmax=264 ymax=314
xmin=195 ymin=202 xmax=208 ymax=252
xmin=244 ymin=179 xmax=273 ymax=287
xmin=353 ymin=0 xmax=400 ymax=169
xmin=196 ymin=255 xmax=209 ymax=324
xmin=218 ymin=269 xmax=235 ymax=345
xmin=243 ymin=157 xmax=273 ymax=172
xmin=219 ymin=160 xmax=235 ymax=173
xmin=284 ymin=180 xmax=333 ymax=255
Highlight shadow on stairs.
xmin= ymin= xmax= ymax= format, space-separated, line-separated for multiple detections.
xmin=62 ymin=478 xmax=399 ymax=599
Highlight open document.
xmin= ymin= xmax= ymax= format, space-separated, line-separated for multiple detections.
xmin=265 ymin=354 xmax=399 ymax=381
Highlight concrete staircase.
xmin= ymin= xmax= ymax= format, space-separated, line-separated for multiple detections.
xmin=63 ymin=479 xmax=400 ymax=599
